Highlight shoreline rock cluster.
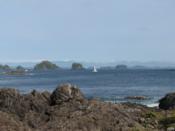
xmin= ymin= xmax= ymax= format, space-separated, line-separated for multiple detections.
xmin=0 ymin=84 xmax=175 ymax=131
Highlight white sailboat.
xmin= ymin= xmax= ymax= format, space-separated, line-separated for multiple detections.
xmin=92 ymin=66 xmax=98 ymax=73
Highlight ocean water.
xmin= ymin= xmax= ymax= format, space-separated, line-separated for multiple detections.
xmin=0 ymin=69 xmax=175 ymax=106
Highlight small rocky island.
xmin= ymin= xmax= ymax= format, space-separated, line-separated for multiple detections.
xmin=116 ymin=64 xmax=128 ymax=70
xmin=5 ymin=70 xmax=26 ymax=75
xmin=6 ymin=66 xmax=27 ymax=75
xmin=71 ymin=63 xmax=84 ymax=70
xmin=0 ymin=83 xmax=175 ymax=131
xmin=34 ymin=61 xmax=59 ymax=71
xmin=0 ymin=64 xmax=11 ymax=71
xmin=0 ymin=65 xmax=27 ymax=76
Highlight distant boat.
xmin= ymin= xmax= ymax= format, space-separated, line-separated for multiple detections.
xmin=92 ymin=66 xmax=98 ymax=73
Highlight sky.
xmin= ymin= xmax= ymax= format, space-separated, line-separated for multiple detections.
xmin=0 ymin=0 xmax=175 ymax=63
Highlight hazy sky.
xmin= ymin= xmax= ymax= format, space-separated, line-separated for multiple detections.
xmin=0 ymin=0 xmax=175 ymax=62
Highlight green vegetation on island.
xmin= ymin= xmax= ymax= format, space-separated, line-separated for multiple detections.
xmin=34 ymin=61 xmax=59 ymax=71
xmin=71 ymin=63 xmax=84 ymax=70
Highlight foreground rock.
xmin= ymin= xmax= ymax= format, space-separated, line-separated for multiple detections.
xmin=50 ymin=83 xmax=84 ymax=105
xmin=0 ymin=84 xmax=174 ymax=131
xmin=159 ymin=92 xmax=175 ymax=110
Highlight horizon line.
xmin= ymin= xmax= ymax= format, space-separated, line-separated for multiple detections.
xmin=1 ymin=60 xmax=175 ymax=64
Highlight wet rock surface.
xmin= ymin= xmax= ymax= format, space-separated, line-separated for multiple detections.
xmin=0 ymin=84 xmax=172 ymax=131
xmin=125 ymin=96 xmax=149 ymax=100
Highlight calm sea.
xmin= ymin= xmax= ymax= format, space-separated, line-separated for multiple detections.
xmin=1 ymin=69 xmax=175 ymax=106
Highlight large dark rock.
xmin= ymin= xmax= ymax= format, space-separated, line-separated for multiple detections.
xmin=0 ymin=111 xmax=30 ymax=131
xmin=50 ymin=84 xmax=84 ymax=105
xmin=0 ymin=84 xmax=166 ymax=131
xmin=159 ymin=92 xmax=175 ymax=110
xmin=0 ymin=88 xmax=21 ymax=113
xmin=22 ymin=90 xmax=51 ymax=113
xmin=0 ymin=88 xmax=51 ymax=118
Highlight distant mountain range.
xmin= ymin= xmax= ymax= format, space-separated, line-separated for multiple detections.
xmin=1 ymin=61 xmax=175 ymax=69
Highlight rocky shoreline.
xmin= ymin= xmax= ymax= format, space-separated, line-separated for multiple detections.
xmin=0 ymin=84 xmax=175 ymax=131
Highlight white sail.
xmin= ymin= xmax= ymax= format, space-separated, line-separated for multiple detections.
xmin=92 ymin=66 xmax=98 ymax=73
